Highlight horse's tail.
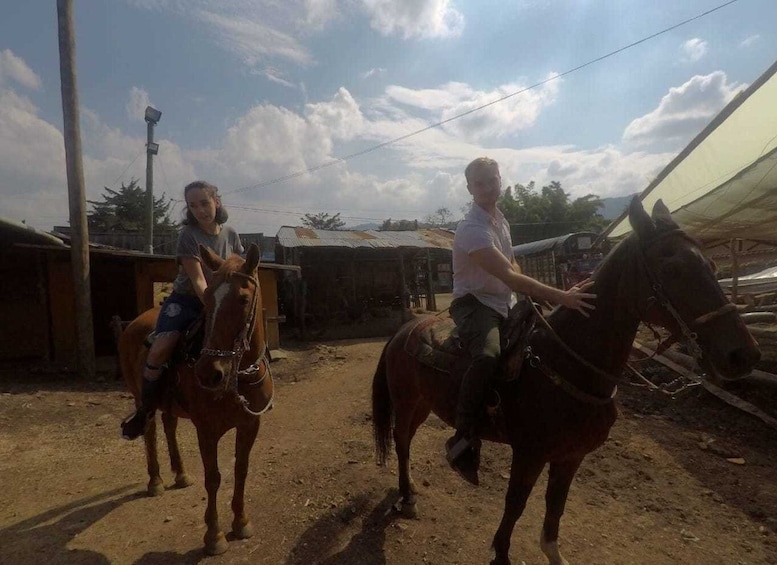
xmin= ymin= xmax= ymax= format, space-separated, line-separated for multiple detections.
xmin=372 ymin=339 xmax=394 ymax=466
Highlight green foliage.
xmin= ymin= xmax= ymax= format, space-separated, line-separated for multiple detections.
xmin=380 ymin=218 xmax=419 ymax=231
xmin=301 ymin=212 xmax=346 ymax=230
xmin=87 ymin=179 xmax=177 ymax=232
xmin=498 ymin=180 xmax=607 ymax=239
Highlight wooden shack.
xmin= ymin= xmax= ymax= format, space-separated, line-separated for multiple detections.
xmin=275 ymin=227 xmax=453 ymax=335
xmin=1 ymin=218 xmax=297 ymax=364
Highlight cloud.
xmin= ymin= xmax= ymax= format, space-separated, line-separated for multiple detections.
xmin=0 ymin=49 xmax=42 ymax=90
xmin=680 ymin=38 xmax=707 ymax=63
xmin=125 ymin=87 xmax=152 ymax=122
xmin=622 ymin=71 xmax=743 ymax=149
xmin=740 ymin=34 xmax=760 ymax=48
xmin=384 ymin=75 xmax=560 ymax=141
xmin=196 ymin=10 xmax=313 ymax=67
xmin=362 ymin=67 xmax=387 ymax=80
xmin=362 ymin=0 xmax=464 ymax=39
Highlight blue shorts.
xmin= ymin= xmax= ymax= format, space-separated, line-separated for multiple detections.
xmin=155 ymin=292 xmax=203 ymax=334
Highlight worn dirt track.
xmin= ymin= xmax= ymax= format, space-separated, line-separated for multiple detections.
xmin=1 ymin=338 xmax=776 ymax=564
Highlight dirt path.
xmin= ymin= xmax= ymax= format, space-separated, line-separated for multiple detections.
xmin=1 ymin=339 xmax=776 ymax=564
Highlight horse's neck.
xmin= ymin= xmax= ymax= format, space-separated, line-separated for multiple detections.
xmin=547 ymin=242 xmax=644 ymax=389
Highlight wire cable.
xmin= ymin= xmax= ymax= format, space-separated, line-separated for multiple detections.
xmin=223 ymin=0 xmax=742 ymax=197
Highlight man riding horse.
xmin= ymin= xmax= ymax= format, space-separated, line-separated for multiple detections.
xmin=447 ymin=157 xmax=596 ymax=484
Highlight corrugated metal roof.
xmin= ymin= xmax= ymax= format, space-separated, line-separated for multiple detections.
xmin=512 ymin=232 xmax=598 ymax=258
xmin=276 ymin=227 xmax=454 ymax=250
xmin=1 ymin=216 xmax=66 ymax=247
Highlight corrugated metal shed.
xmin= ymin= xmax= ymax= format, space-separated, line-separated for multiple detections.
xmin=277 ymin=227 xmax=454 ymax=250
xmin=512 ymin=232 xmax=598 ymax=258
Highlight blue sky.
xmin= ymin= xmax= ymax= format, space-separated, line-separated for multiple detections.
xmin=1 ymin=0 xmax=775 ymax=233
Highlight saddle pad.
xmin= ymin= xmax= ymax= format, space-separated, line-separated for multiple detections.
xmin=404 ymin=314 xmax=463 ymax=373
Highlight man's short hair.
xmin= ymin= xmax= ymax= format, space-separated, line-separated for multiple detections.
xmin=464 ymin=157 xmax=499 ymax=185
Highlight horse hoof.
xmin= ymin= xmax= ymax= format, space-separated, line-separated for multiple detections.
xmin=399 ymin=501 xmax=417 ymax=519
xmin=174 ymin=473 xmax=194 ymax=489
xmin=147 ymin=480 xmax=164 ymax=497
xmin=232 ymin=520 xmax=254 ymax=540
xmin=204 ymin=533 xmax=229 ymax=556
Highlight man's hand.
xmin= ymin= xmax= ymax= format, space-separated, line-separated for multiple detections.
xmin=558 ymin=284 xmax=596 ymax=317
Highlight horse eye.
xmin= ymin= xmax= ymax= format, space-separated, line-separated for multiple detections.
xmin=239 ymin=295 xmax=250 ymax=305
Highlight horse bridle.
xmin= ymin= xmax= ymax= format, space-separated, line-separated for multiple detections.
xmin=527 ymin=229 xmax=738 ymax=402
xmin=199 ymin=271 xmax=272 ymax=415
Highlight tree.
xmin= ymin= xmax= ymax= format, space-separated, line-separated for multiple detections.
xmin=380 ymin=218 xmax=419 ymax=231
xmin=423 ymin=207 xmax=453 ymax=227
xmin=498 ymin=180 xmax=606 ymax=238
xmin=87 ymin=179 xmax=177 ymax=232
xmin=301 ymin=212 xmax=345 ymax=230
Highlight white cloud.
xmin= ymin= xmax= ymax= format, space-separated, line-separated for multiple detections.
xmin=362 ymin=67 xmax=387 ymax=80
xmin=680 ymin=38 xmax=707 ymax=63
xmin=362 ymin=0 xmax=464 ymax=39
xmin=196 ymin=10 xmax=313 ymax=67
xmin=740 ymin=34 xmax=760 ymax=48
xmin=125 ymin=87 xmax=152 ymax=122
xmin=384 ymin=76 xmax=560 ymax=142
xmin=0 ymin=49 xmax=42 ymax=90
xmin=622 ymin=71 xmax=743 ymax=149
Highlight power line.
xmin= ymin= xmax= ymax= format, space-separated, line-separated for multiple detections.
xmin=223 ymin=0 xmax=742 ymax=197
xmin=109 ymin=148 xmax=145 ymax=188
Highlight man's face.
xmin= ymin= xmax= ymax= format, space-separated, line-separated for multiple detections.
xmin=468 ymin=164 xmax=501 ymax=207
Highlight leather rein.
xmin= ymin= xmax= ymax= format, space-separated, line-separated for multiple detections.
xmin=526 ymin=229 xmax=737 ymax=405
xmin=198 ymin=270 xmax=273 ymax=416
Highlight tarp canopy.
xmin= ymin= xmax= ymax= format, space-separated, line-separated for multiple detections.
xmin=605 ymin=60 xmax=777 ymax=242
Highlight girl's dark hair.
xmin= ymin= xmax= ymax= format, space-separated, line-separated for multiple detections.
xmin=182 ymin=180 xmax=229 ymax=225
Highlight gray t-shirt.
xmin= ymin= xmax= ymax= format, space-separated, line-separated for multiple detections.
xmin=172 ymin=224 xmax=244 ymax=296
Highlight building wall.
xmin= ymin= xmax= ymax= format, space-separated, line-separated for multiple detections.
xmin=0 ymin=250 xmax=49 ymax=359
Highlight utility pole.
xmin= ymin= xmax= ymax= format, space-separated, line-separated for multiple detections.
xmin=57 ymin=0 xmax=95 ymax=379
xmin=144 ymin=106 xmax=161 ymax=254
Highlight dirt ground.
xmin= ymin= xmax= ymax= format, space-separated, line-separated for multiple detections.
xmin=1 ymin=337 xmax=776 ymax=565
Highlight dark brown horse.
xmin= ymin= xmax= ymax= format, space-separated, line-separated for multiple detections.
xmin=119 ymin=243 xmax=273 ymax=555
xmin=372 ymin=198 xmax=760 ymax=565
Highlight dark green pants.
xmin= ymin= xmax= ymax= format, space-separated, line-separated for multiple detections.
xmin=450 ymin=294 xmax=503 ymax=432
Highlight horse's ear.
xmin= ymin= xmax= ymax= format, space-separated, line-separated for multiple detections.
xmin=200 ymin=244 xmax=224 ymax=271
xmin=651 ymin=199 xmax=679 ymax=230
xmin=242 ymin=243 xmax=261 ymax=274
xmin=628 ymin=196 xmax=655 ymax=240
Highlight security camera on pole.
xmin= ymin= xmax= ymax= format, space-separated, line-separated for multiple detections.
xmin=144 ymin=105 xmax=161 ymax=254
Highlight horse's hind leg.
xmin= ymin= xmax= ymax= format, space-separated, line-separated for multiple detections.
xmin=539 ymin=458 xmax=583 ymax=565
xmin=393 ymin=399 xmax=431 ymax=518
xmin=161 ymin=411 xmax=193 ymax=489
xmin=231 ymin=416 xmax=260 ymax=539
xmin=143 ymin=417 xmax=165 ymax=497
xmin=490 ymin=451 xmax=545 ymax=565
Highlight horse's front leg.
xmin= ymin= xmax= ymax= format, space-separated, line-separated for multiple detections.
xmin=491 ymin=450 xmax=545 ymax=565
xmin=143 ymin=416 xmax=164 ymax=497
xmin=197 ymin=427 xmax=228 ymax=555
xmin=540 ymin=458 xmax=584 ymax=565
xmin=231 ymin=416 xmax=261 ymax=539
xmin=161 ymin=411 xmax=193 ymax=489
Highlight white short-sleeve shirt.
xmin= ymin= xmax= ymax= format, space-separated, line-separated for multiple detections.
xmin=452 ymin=204 xmax=516 ymax=317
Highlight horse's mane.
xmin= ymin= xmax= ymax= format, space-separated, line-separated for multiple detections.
xmin=212 ymin=253 xmax=247 ymax=282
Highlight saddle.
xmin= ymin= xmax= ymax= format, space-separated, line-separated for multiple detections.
xmin=403 ymin=298 xmax=538 ymax=380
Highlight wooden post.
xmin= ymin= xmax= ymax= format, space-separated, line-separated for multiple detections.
xmin=730 ymin=238 xmax=740 ymax=304
xmin=57 ymin=0 xmax=95 ymax=379
xmin=425 ymin=249 xmax=437 ymax=311
xmin=398 ymin=250 xmax=409 ymax=322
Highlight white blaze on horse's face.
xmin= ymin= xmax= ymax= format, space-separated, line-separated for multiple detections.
xmin=210 ymin=281 xmax=232 ymax=336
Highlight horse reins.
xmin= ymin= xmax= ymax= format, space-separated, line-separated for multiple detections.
xmin=199 ymin=271 xmax=274 ymax=415
xmin=526 ymin=229 xmax=738 ymax=404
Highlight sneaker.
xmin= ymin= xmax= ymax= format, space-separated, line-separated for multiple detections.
xmin=120 ymin=409 xmax=153 ymax=440
xmin=445 ymin=433 xmax=481 ymax=486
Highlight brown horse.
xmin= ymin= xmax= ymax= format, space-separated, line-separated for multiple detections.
xmin=119 ymin=243 xmax=273 ymax=555
xmin=372 ymin=198 xmax=760 ymax=565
